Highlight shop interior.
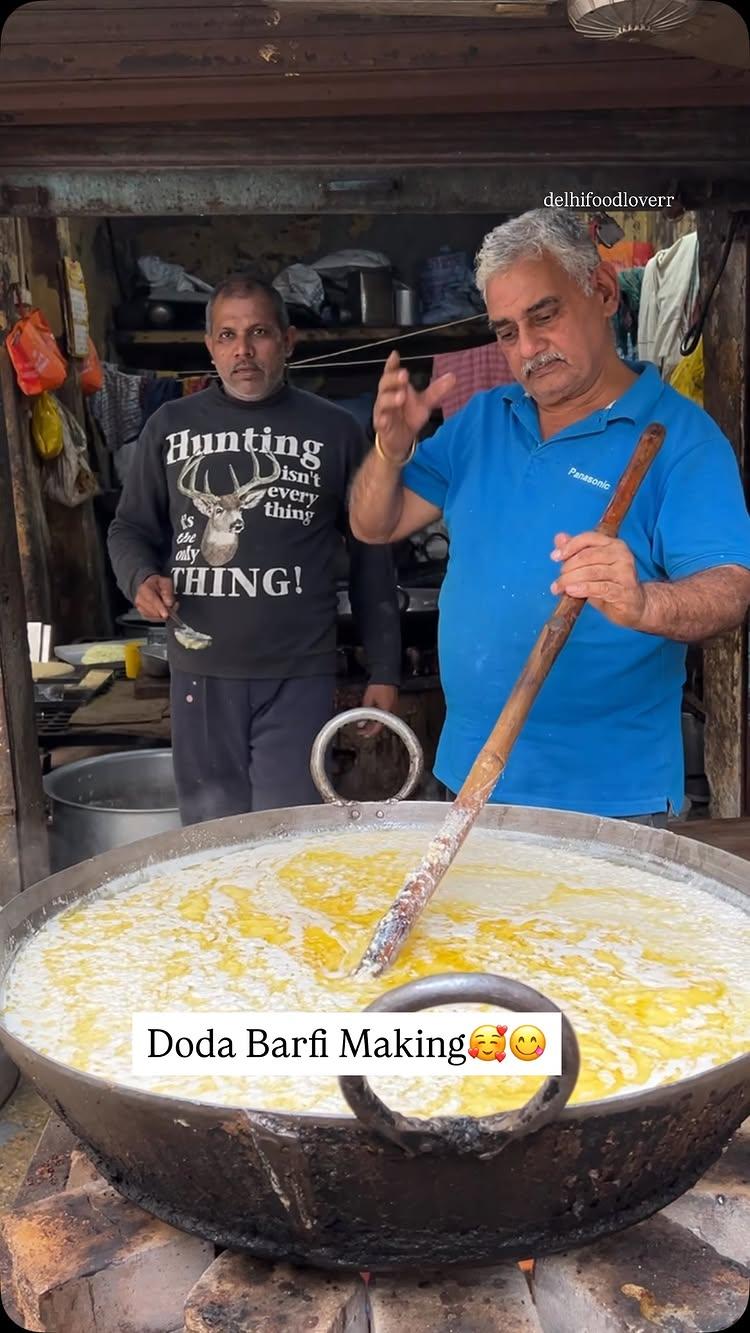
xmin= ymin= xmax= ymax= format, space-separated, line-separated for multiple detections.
xmin=11 ymin=204 xmax=715 ymax=831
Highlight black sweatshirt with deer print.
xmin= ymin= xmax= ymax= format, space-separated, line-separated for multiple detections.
xmin=107 ymin=382 xmax=401 ymax=682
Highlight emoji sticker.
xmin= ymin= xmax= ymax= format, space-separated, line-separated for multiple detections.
xmin=509 ymin=1024 xmax=546 ymax=1061
xmin=468 ymin=1024 xmax=507 ymax=1062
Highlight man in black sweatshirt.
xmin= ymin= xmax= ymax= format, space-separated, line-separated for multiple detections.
xmin=108 ymin=275 xmax=401 ymax=824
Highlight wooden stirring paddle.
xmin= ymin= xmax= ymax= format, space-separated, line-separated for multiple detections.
xmin=355 ymin=420 xmax=666 ymax=979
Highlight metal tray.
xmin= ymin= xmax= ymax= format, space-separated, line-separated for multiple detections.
xmin=54 ymin=641 xmax=144 ymax=671
xmin=35 ymin=667 xmax=115 ymax=735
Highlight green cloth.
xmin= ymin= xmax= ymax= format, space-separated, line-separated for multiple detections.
xmin=613 ymin=267 xmax=644 ymax=359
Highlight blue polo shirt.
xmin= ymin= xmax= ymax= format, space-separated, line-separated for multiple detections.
xmin=402 ymin=362 xmax=750 ymax=815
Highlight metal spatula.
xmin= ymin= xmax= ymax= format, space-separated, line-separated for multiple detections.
xmin=168 ymin=609 xmax=212 ymax=651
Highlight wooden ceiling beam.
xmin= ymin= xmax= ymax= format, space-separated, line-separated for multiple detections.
xmin=3 ymin=2 xmax=563 ymax=42
xmin=0 ymin=31 xmax=670 ymax=84
xmin=1 ymin=109 xmax=748 ymax=169
xmin=1 ymin=60 xmax=748 ymax=125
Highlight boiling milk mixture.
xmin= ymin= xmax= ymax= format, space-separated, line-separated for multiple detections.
xmin=2 ymin=827 xmax=748 ymax=1117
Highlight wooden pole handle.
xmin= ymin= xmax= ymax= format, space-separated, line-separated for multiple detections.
xmin=355 ymin=421 xmax=666 ymax=978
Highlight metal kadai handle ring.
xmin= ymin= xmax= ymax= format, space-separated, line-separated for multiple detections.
xmin=339 ymin=971 xmax=581 ymax=1158
xmin=310 ymin=708 xmax=424 ymax=806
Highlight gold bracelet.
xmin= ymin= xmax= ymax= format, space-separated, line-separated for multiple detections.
xmin=374 ymin=433 xmax=417 ymax=467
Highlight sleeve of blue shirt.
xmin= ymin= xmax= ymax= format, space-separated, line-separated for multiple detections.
xmin=401 ymin=413 xmax=457 ymax=510
xmin=652 ymin=433 xmax=750 ymax=579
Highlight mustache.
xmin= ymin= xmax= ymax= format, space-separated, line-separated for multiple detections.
xmin=522 ymin=351 xmax=566 ymax=378
xmin=232 ymin=361 xmax=262 ymax=372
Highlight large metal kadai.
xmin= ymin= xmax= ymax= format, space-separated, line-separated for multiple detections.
xmin=1 ymin=711 xmax=749 ymax=1272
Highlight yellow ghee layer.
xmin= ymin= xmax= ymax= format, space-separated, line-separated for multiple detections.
xmin=2 ymin=826 xmax=748 ymax=1118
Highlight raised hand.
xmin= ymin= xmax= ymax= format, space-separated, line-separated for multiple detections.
xmin=373 ymin=350 xmax=455 ymax=463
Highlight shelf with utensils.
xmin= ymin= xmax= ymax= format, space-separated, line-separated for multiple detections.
xmin=115 ymin=323 xmax=489 ymax=347
xmin=113 ymin=322 xmax=493 ymax=374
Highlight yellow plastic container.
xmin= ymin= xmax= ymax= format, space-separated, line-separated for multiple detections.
xmin=123 ymin=642 xmax=142 ymax=680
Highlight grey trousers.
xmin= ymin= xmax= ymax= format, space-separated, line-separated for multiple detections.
xmin=170 ymin=669 xmax=335 ymax=826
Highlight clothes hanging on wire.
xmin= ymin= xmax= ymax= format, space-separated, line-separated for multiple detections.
xmin=595 ymin=234 xmax=654 ymax=273
xmin=431 ymin=341 xmax=514 ymax=418
xmin=89 ymin=362 xmax=144 ymax=455
xmin=90 ymin=364 xmax=188 ymax=483
xmin=183 ymin=374 xmax=212 ymax=395
xmin=141 ymin=375 xmax=183 ymax=424
xmin=613 ymin=267 xmax=644 ymax=360
xmin=637 ymin=232 xmax=700 ymax=380
xmin=289 ymin=313 xmax=487 ymax=374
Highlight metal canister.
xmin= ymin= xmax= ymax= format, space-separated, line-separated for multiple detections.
xmin=395 ymin=284 xmax=418 ymax=326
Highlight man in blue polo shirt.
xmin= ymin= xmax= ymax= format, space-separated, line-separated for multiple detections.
xmin=349 ymin=209 xmax=750 ymax=822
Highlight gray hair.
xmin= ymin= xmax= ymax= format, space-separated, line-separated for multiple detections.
xmin=475 ymin=210 xmax=601 ymax=299
xmin=205 ymin=273 xmax=290 ymax=335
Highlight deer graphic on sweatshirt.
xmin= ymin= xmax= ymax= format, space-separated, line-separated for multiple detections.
xmin=177 ymin=450 xmax=281 ymax=567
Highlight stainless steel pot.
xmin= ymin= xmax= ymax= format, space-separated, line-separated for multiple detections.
xmin=337 ymin=585 xmax=439 ymax=658
xmin=140 ymin=643 xmax=170 ymax=678
xmin=43 ymin=748 xmax=181 ymax=871
xmin=116 ymin=610 xmax=166 ymax=640
xmin=337 ymin=586 xmax=438 ymax=617
xmin=2 ymin=711 xmax=749 ymax=1272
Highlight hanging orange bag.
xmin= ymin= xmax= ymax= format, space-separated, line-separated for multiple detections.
xmin=6 ymin=309 xmax=68 ymax=396
xmin=78 ymin=337 xmax=104 ymax=395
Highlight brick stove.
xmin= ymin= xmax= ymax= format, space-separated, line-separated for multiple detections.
xmin=1 ymin=1117 xmax=747 ymax=1333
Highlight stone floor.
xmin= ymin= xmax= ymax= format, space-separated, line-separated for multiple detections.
xmin=1 ymin=1118 xmax=747 ymax=1333
xmin=0 ymin=1080 xmax=50 ymax=1209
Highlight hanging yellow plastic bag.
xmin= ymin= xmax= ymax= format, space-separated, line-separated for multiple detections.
xmin=669 ymin=338 xmax=704 ymax=407
xmin=31 ymin=391 xmax=64 ymax=461
xmin=43 ymin=400 xmax=99 ymax=507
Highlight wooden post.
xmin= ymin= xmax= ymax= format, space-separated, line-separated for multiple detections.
xmin=0 ymin=388 xmax=50 ymax=900
xmin=698 ymin=211 xmax=749 ymax=817
xmin=23 ymin=216 xmax=112 ymax=644
xmin=0 ymin=218 xmax=52 ymax=624
xmin=0 ymin=217 xmax=49 ymax=900
xmin=0 ymin=424 xmax=50 ymax=898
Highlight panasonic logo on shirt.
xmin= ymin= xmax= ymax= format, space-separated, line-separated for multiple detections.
xmin=568 ymin=467 xmax=611 ymax=492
